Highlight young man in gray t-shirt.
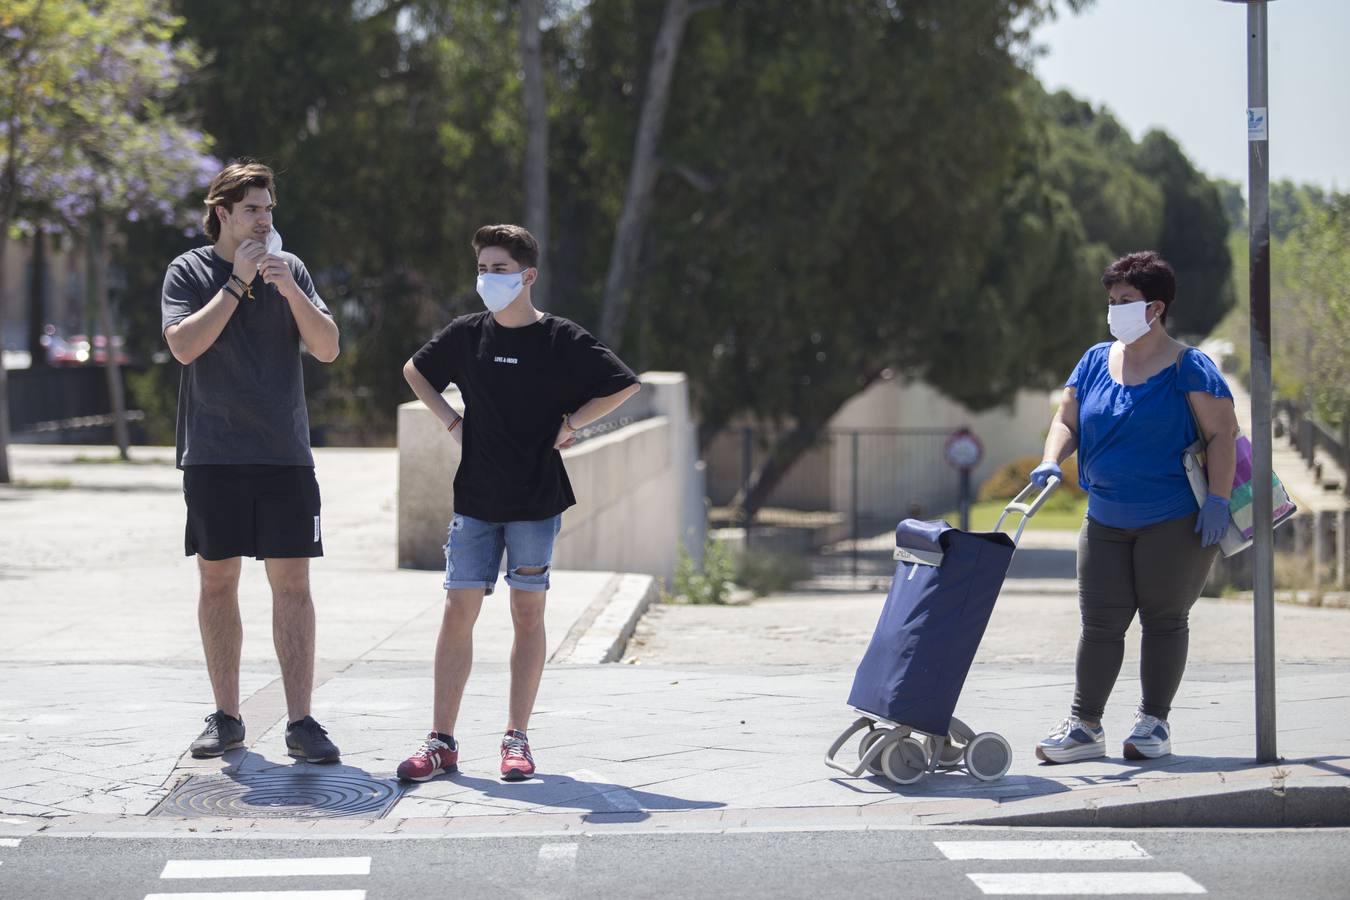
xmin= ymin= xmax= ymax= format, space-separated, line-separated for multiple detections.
xmin=161 ymin=161 xmax=342 ymax=763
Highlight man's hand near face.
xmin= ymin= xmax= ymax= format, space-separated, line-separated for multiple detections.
xmin=232 ymin=239 xmax=267 ymax=291
xmin=260 ymin=253 xmax=302 ymax=301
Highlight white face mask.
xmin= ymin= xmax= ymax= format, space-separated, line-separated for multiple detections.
xmin=476 ymin=271 xmax=526 ymax=313
xmin=265 ymin=228 xmax=283 ymax=255
xmin=1107 ymin=300 xmax=1157 ymax=345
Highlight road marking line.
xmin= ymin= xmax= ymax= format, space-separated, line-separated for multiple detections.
xmin=967 ymin=872 xmax=1206 ymax=895
xmin=0 ymin=838 xmax=20 ymax=847
xmin=936 ymin=840 xmax=1150 ymax=860
xmin=146 ymin=892 xmax=367 ymax=900
xmin=160 ymin=858 xmax=371 ymax=879
xmin=536 ymin=842 xmax=579 ymax=871
xmin=565 ymin=769 xmax=643 ymax=812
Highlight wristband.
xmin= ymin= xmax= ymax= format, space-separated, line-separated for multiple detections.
xmin=447 ymin=417 xmax=462 ymax=434
xmin=229 ymin=273 xmax=254 ymax=300
xmin=222 ymin=283 xmax=242 ymax=301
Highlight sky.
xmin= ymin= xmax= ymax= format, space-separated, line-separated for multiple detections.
xmin=1032 ymin=0 xmax=1350 ymax=191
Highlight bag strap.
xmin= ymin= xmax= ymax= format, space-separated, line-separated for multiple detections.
xmin=1174 ymin=346 xmax=1204 ymax=440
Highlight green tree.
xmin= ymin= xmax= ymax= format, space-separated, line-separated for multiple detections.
xmin=0 ymin=0 xmax=212 ymax=477
xmin=1133 ymin=130 xmax=1234 ymax=336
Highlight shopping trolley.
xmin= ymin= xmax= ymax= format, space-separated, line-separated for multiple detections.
xmin=823 ymin=477 xmax=1060 ymax=785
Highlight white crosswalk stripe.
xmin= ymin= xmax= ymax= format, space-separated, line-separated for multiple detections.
xmin=145 ymin=893 xmax=366 ymax=900
xmin=966 ymin=872 xmax=1207 ymax=895
xmin=160 ymin=858 xmax=371 ymax=879
xmin=148 ymin=854 xmax=370 ymax=900
xmin=0 ymin=838 xmax=21 ymax=847
xmin=936 ymin=840 xmax=1150 ymax=861
xmin=940 ymin=839 xmax=1206 ymax=896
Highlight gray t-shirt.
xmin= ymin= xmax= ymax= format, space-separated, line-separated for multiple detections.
xmin=161 ymin=246 xmax=332 ymax=468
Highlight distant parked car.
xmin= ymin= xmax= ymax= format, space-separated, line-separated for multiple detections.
xmin=42 ymin=325 xmax=132 ymax=366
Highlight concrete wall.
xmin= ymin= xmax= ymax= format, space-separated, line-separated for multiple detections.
xmin=397 ymin=371 xmax=703 ymax=584
xmin=706 ymin=375 xmax=1054 ymax=518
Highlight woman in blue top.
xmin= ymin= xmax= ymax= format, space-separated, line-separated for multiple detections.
xmin=1028 ymin=251 xmax=1239 ymax=764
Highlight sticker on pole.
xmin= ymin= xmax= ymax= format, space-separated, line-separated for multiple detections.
xmin=1247 ymin=107 xmax=1268 ymax=142
xmin=943 ymin=428 xmax=983 ymax=471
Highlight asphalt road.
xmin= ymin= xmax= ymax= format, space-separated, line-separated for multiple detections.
xmin=2 ymin=827 xmax=1347 ymax=899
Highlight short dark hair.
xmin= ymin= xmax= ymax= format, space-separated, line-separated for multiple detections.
xmin=1101 ymin=251 xmax=1176 ymax=322
xmin=203 ymin=161 xmax=275 ymax=241
xmin=472 ymin=224 xmax=539 ymax=268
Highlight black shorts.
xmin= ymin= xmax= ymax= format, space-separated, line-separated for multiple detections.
xmin=183 ymin=465 xmax=324 ymax=561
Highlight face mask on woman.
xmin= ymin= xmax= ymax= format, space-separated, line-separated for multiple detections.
xmin=476 ymin=271 xmax=526 ymax=313
xmin=1107 ymin=300 xmax=1157 ymax=345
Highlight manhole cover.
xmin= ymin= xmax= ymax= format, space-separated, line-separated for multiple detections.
xmin=154 ymin=772 xmax=403 ymax=819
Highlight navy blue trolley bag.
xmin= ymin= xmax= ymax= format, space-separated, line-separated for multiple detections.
xmin=823 ymin=477 xmax=1060 ymax=785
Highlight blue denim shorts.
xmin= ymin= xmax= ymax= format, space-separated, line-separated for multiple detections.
xmin=443 ymin=514 xmax=562 ymax=594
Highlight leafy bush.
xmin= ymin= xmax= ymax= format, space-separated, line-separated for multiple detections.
xmin=668 ymin=537 xmax=738 ymax=605
xmin=978 ymin=454 xmax=1084 ymax=502
xmin=736 ymin=549 xmax=812 ymax=597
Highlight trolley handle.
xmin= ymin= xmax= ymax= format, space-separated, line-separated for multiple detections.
xmin=994 ymin=476 xmax=1060 ymax=546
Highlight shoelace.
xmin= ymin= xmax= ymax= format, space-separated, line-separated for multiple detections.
xmin=293 ymin=719 xmax=328 ymax=740
xmin=415 ymin=738 xmax=450 ymax=759
xmin=1046 ymin=716 xmax=1077 ymax=740
xmin=1131 ymin=714 xmax=1162 ymax=738
xmin=502 ymin=735 xmax=531 ymax=759
xmin=201 ymin=714 xmax=221 ymax=736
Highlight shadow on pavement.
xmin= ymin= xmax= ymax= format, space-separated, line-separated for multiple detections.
xmin=408 ymin=771 xmax=726 ymax=821
xmin=829 ymin=771 xmax=1071 ymax=800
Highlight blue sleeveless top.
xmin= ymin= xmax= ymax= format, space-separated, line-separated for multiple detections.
xmin=1067 ymin=343 xmax=1234 ymax=529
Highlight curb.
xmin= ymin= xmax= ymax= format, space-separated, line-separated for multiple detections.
xmin=924 ymin=766 xmax=1350 ymax=828
xmin=552 ymin=574 xmax=657 ymax=664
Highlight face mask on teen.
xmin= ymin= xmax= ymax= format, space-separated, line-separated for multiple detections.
xmin=1107 ymin=300 xmax=1158 ymax=345
xmin=476 ymin=270 xmax=527 ymax=313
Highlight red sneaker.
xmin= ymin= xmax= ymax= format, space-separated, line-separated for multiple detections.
xmin=397 ymin=733 xmax=458 ymax=782
xmin=500 ymin=729 xmax=535 ymax=781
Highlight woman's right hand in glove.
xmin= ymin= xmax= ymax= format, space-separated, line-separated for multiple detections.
xmin=1030 ymin=460 xmax=1062 ymax=488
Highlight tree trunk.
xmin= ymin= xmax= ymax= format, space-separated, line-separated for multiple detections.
xmin=519 ymin=0 xmax=549 ymax=308
xmin=728 ymin=369 xmax=886 ymax=519
xmin=89 ymin=210 xmax=130 ymax=460
xmin=598 ymin=0 xmax=709 ymax=346
xmin=27 ymin=230 xmax=48 ymax=367
xmin=0 ymin=231 xmax=11 ymax=483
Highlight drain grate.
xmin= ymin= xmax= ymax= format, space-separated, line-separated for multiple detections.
xmin=154 ymin=771 xmax=403 ymax=819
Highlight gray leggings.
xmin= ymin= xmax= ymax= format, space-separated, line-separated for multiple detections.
xmin=1072 ymin=512 xmax=1219 ymax=722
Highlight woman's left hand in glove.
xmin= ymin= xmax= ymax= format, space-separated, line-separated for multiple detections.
xmin=1195 ymin=494 xmax=1230 ymax=547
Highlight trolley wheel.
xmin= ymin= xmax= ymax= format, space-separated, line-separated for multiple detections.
xmin=880 ymin=736 xmax=930 ymax=785
xmin=964 ymin=732 xmax=1013 ymax=782
xmin=937 ymin=717 xmax=976 ymax=768
xmin=857 ymin=728 xmax=888 ymax=776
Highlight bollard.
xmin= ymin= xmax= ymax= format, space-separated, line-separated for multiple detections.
xmin=1333 ymin=510 xmax=1344 ymax=593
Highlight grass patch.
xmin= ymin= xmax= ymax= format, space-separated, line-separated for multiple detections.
xmin=941 ymin=493 xmax=1088 ymax=532
xmin=70 ymin=453 xmax=170 ymax=466
xmin=13 ymin=478 xmax=74 ymax=490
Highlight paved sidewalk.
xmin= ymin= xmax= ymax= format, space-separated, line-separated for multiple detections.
xmin=1 ymin=445 xmax=1347 ymax=838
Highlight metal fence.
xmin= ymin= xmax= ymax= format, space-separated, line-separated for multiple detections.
xmin=717 ymin=427 xmax=964 ymax=583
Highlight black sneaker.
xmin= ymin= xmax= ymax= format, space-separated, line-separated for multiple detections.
xmin=189 ymin=711 xmax=246 ymax=758
xmin=285 ymin=716 xmax=341 ymax=763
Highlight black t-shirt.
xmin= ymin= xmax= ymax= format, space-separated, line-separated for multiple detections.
xmin=411 ymin=312 xmax=639 ymax=522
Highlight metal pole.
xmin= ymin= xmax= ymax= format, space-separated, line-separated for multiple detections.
xmin=741 ymin=426 xmax=753 ymax=550
xmin=851 ymin=431 xmax=860 ymax=582
xmin=1245 ymin=1 xmax=1278 ymax=763
xmin=959 ymin=468 xmax=972 ymax=532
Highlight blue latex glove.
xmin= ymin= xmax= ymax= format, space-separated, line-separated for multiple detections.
xmin=1196 ymin=494 xmax=1230 ymax=547
xmin=1029 ymin=460 xmax=1062 ymax=488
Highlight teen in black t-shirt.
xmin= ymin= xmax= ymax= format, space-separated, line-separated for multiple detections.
xmin=398 ymin=224 xmax=640 ymax=783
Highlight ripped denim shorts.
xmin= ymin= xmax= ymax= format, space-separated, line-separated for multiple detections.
xmin=442 ymin=513 xmax=562 ymax=595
